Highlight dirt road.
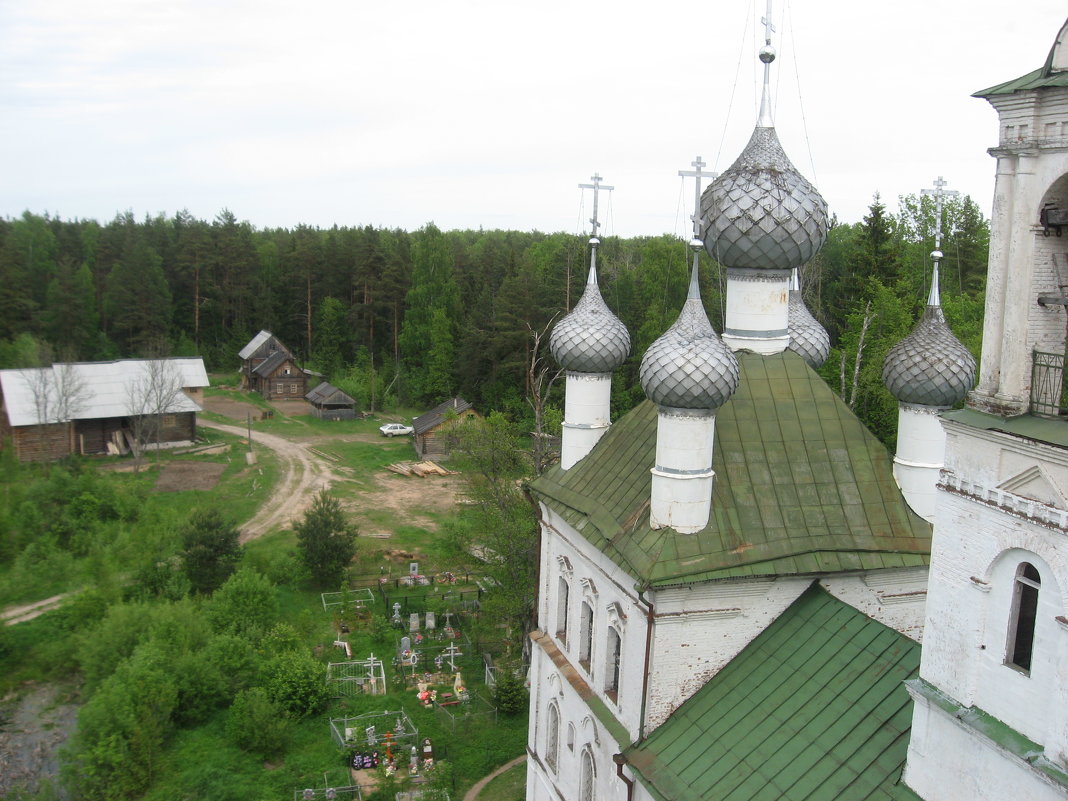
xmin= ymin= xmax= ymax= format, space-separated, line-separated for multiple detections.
xmin=197 ymin=419 xmax=343 ymax=543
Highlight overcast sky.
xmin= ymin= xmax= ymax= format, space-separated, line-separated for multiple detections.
xmin=1 ymin=1 xmax=1065 ymax=237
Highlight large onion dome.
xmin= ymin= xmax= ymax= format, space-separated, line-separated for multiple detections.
xmin=882 ymin=305 xmax=976 ymax=407
xmin=700 ymin=127 xmax=829 ymax=270
xmin=787 ymin=271 xmax=830 ymax=367
xmin=640 ymin=266 xmax=740 ymax=409
xmin=550 ymin=265 xmax=630 ymax=373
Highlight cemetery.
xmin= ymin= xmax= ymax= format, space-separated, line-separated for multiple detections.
xmin=291 ymin=560 xmax=521 ymax=801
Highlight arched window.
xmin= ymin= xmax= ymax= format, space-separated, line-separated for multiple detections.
xmin=605 ymin=626 xmax=621 ymax=703
xmin=556 ymin=577 xmax=570 ymax=645
xmin=567 ymin=723 xmax=576 ymax=752
xmin=579 ymin=601 xmax=594 ymax=672
xmin=579 ymin=747 xmax=595 ymax=801
xmin=546 ymin=702 xmax=560 ymax=772
xmin=1007 ymin=562 xmax=1041 ymax=673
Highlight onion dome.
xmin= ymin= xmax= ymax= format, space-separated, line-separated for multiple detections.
xmin=787 ymin=269 xmax=830 ymax=367
xmin=550 ymin=262 xmax=630 ymax=373
xmin=640 ymin=264 xmax=740 ymax=409
xmin=699 ymin=126 xmax=829 ymax=270
xmin=882 ymin=305 xmax=976 ymax=407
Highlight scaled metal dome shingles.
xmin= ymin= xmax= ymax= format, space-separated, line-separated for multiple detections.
xmin=550 ymin=273 xmax=631 ymax=373
xmin=787 ymin=289 xmax=830 ymax=368
xmin=640 ymin=273 xmax=740 ymax=410
xmin=882 ymin=305 xmax=976 ymax=407
xmin=700 ymin=127 xmax=829 ymax=271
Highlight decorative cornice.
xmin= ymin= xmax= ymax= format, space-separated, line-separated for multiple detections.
xmin=940 ymin=471 xmax=1068 ymax=531
xmin=726 ymin=267 xmax=792 ymax=283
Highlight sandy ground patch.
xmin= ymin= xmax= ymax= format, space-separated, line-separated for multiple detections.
xmin=200 ymin=394 xmax=269 ymax=421
xmin=153 ymin=461 xmax=227 ymax=492
xmin=345 ymin=472 xmax=466 ymax=536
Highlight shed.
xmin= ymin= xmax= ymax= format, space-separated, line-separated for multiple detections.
xmin=412 ymin=397 xmax=479 ymax=459
xmin=306 ymin=381 xmax=358 ymax=420
xmin=0 ymin=358 xmax=209 ymax=462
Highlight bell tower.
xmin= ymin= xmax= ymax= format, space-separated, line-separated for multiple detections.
xmin=903 ymin=18 xmax=1068 ymax=801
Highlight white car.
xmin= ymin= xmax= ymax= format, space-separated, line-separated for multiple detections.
xmin=379 ymin=422 xmax=414 ymax=437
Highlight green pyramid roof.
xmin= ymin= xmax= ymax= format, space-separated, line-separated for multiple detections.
xmin=622 ymin=584 xmax=922 ymax=801
xmin=528 ymin=351 xmax=930 ymax=587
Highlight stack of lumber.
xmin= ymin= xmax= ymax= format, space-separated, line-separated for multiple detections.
xmin=385 ymin=460 xmax=456 ymax=477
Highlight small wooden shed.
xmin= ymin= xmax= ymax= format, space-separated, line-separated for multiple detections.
xmin=305 ymin=382 xmax=357 ymax=421
xmin=412 ymin=397 xmax=479 ymax=459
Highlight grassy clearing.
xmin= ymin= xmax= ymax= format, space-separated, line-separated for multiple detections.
xmin=477 ymin=760 xmax=527 ymax=801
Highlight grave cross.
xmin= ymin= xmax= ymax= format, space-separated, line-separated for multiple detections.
xmin=578 ymin=173 xmax=614 ymax=239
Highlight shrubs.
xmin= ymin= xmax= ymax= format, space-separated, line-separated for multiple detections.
xmin=261 ymin=651 xmax=329 ymax=718
xmin=225 ymin=687 xmax=291 ymax=757
xmin=207 ymin=568 xmax=278 ymax=641
xmin=181 ymin=508 xmax=243 ymax=595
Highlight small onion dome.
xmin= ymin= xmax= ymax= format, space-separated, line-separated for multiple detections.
xmin=882 ymin=305 xmax=977 ymax=407
xmin=639 ymin=268 xmax=740 ymax=409
xmin=788 ymin=288 xmax=830 ymax=367
xmin=700 ymin=127 xmax=829 ymax=270
xmin=550 ymin=268 xmax=631 ymax=373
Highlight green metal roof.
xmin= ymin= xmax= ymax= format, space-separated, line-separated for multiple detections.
xmin=622 ymin=585 xmax=922 ymax=801
xmin=974 ymin=21 xmax=1068 ymax=97
xmin=942 ymin=408 xmax=1068 ymax=448
xmin=529 ymin=351 xmax=931 ymax=587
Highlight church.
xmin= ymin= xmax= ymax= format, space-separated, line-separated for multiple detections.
xmin=524 ymin=15 xmax=1068 ymax=801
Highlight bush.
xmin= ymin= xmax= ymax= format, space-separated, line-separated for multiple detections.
xmin=207 ymin=568 xmax=278 ymax=642
xmin=225 ymin=687 xmax=291 ymax=757
xmin=261 ymin=651 xmax=328 ymax=718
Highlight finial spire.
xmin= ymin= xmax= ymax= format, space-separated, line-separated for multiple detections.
xmin=757 ymin=0 xmax=777 ymax=127
xmin=921 ymin=176 xmax=959 ymax=306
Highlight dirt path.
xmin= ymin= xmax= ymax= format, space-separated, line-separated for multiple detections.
xmin=0 ymin=594 xmax=68 ymax=627
xmin=197 ymin=419 xmax=343 ymax=543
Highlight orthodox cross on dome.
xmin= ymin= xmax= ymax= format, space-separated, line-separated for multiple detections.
xmin=921 ymin=175 xmax=959 ymax=305
xmin=758 ymin=0 xmax=778 ymax=127
xmin=921 ymin=175 xmax=959 ymax=255
xmin=678 ymin=156 xmax=718 ymax=241
xmin=578 ymin=173 xmax=614 ymax=240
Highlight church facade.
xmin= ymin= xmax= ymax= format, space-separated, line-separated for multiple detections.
xmin=525 ymin=16 xmax=1068 ymax=801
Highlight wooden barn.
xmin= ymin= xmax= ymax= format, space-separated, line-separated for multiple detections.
xmin=412 ymin=397 xmax=479 ymax=459
xmin=305 ymin=382 xmax=357 ymax=421
xmin=0 ymin=358 xmax=209 ymax=462
xmin=238 ymin=330 xmax=309 ymax=400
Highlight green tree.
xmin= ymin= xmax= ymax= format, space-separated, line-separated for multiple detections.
xmin=442 ymin=413 xmax=538 ymax=637
xmin=294 ymin=490 xmax=358 ymax=587
xmin=105 ymin=236 xmax=173 ymax=354
xmin=492 ymin=665 xmax=529 ymax=715
xmin=314 ymin=295 xmax=347 ymax=379
xmin=181 ymin=508 xmax=243 ymax=595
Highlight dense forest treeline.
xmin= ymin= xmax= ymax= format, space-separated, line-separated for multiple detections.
xmin=0 ymin=193 xmax=989 ymax=443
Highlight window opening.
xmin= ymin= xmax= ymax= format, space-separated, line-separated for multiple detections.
xmin=1007 ymin=562 xmax=1041 ymax=673
xmin=579 ymin=601 xmax=593 ymax=672
xmin=605 ymin=626 xmax=621 ymax=703
xmin=546 ymin=703 xmax=560 ymax=773
xmin=556 ymin=577 xmax=570 ymax=645
xmin=567 ymin=723 xmax=575 ymax=752
xmin=579 ymin=748 xmax=595 ymax=801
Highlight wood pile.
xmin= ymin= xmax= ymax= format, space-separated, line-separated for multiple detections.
xmin=385 ymin=460 xmax=456 ymax=477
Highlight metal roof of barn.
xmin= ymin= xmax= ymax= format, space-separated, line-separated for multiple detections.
xmin=305 ymin=381 xmax=355 ymax=407
xmin=528 ymin=351 xmax=930 ymax=587
xmin=238 ymin=330 xmax=274 ymax=360
xmin=0 ymin=358 xmax=207 ymax=427
xmin=412 ymin=397 xmax=473 ymax=434
xmin=623 ymin=584 xmax=921 ymax=801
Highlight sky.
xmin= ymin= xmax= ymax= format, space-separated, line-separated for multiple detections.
xmin=1 ymin=0 xmax=1065 ymax=237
